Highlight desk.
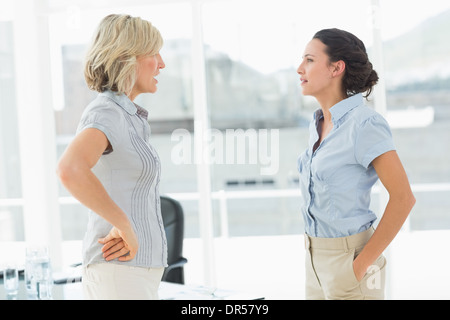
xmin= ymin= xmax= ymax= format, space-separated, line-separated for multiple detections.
xmin=159 ymin=282 xmax=264 ymax=300
xmin=1 ymin=275 xmax=264 ymax=300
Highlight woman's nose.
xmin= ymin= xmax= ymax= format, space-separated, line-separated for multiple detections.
xmin=158 ymin=54 xmax=165 ymax=69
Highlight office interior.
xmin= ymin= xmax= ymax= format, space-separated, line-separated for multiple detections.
xmin=1 ymin=0 xmax=450 ymax=299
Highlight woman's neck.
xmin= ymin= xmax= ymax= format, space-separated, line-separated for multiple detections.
xmin=316 ymin=90 xmax=347 ymax=123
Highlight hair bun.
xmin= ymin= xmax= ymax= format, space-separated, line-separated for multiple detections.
xmin=363 ymin=68 xmax=379 ymax=98
xmin=313 ymin=28 xmax=379 ymax=99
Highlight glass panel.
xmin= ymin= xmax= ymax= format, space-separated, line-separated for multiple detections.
xmin=0 ymin=21 xmax=23 ymax=242
xmin=0 ymin=21 xmax=22 ymax=200
xmin=380 ymin=0 xmax=450 ymax=231
xmin=0 ymin=206 xmax=24 ymax=241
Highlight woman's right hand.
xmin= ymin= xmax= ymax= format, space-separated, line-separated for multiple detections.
xmin=98 ymin=226 xmax=139 ymax=262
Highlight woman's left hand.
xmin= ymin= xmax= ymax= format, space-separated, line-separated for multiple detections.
xmin=98 ymin=226 xmax=138 ymax=261
xmin=99 ymin=237 xmax=126 ymax=261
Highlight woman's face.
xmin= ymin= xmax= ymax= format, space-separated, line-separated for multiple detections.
xmin=130 ymin=53 xmax=165 ymax=100
xmin=297 ymin=39 xmax=335 ymax=98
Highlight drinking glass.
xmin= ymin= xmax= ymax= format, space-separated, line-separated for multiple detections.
xmin=25 ymin=246 xmax=52 ymax=300
xmin=3 ymin=262 xmax=19 ymax=299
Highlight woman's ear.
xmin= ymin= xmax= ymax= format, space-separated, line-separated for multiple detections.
xmin=331 ymin=60 xmax=346 ymax=78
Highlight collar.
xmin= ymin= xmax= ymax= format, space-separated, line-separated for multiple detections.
xmin=135 ymin=104 xmax=149 ymax=120
xmin=314 ymin=93 xmax=363 ymax=124
xmin=100 ymin=90 xmax=137 ymax=116
xmin=329 ymin=93 xmax=363 ymax=124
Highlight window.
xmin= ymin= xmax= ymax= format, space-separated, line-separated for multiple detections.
xmin=0 ymin=21 xmax=23 ymax=241
xmin=380 ymin=0 xmax=450 ymax=230
xmin=379 ymin=0 xmax=450 ymax=299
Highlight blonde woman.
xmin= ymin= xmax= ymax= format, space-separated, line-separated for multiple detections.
xmin=57 ymin=14 xmax=167 ymax=300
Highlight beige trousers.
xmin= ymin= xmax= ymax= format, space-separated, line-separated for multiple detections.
xmin=82 ymin=263 xmax=164 ymax=300
xmin=305 ymin=228 xmax=386 ymax=300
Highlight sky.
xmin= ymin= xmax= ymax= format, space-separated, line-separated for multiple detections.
xmin=200 ymin=0 xmax=450 ymax=74
xmin=379 ymin=0 xmax=450 ymax=40
xmin=2 ymin=0 xmax=450 ymax=75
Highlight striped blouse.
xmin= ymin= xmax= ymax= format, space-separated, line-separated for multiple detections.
xmin=77 ymin=90 xmax=167 ymax=268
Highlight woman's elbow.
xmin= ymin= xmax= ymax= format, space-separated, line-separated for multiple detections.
xmin=56 ymin=161 xmax=68 ymax=184
xmin=400 ymin=189 xmax=416 ymax=214
xmin=390 ymin=187 xmax=416 ymax=217
xmin=408 ymin=192 xmax=416 ymax=211
xmin=56 ymin=159 xmax=78 ymax=187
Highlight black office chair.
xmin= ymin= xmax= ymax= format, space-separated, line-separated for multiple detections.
xmin=55 ymin=195 xmax=188 ymax=285
xmin=160 ymin=195 xmax=188 ymax=284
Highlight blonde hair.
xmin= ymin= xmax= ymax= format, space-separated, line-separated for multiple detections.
xmin=84 ymin=14 xmax=163 ymax=95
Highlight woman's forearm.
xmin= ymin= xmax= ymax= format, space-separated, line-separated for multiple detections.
xmin=353 ymin=192 xmax=415 ymax=279
xmin=353 ymin=151 xmax=416 ymax=280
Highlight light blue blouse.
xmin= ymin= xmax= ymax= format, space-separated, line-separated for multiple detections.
xmin=298 ymin=94 xmax=395 ymax=238
xmin=77 ymin=90 xmax=168 ymax=268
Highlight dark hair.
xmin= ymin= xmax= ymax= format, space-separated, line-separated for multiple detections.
xmin=313 ymin=28 xmax=378 ymax=99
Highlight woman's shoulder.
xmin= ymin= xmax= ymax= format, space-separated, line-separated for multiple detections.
xmin=352 ymin=104 xmax=388 ymax=128
xmin=77 ymin=93 xmax=128 ymax=134
xmin=85 ymin=94 xmax=123 ymax=114
xmin=80 ymin=94 xmax=127 ymax=124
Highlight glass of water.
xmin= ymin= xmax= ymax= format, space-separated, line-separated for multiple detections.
xmin=25 ymin=246 xmax=52 ymax=300
xmin=3 ymin=262 xmax=19 ymax=299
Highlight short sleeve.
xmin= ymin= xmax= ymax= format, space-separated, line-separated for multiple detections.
xmin=355 ymin=114 xmax=395 ymax=168
xmin=76 ymin=103 xmax=123 ymax=153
